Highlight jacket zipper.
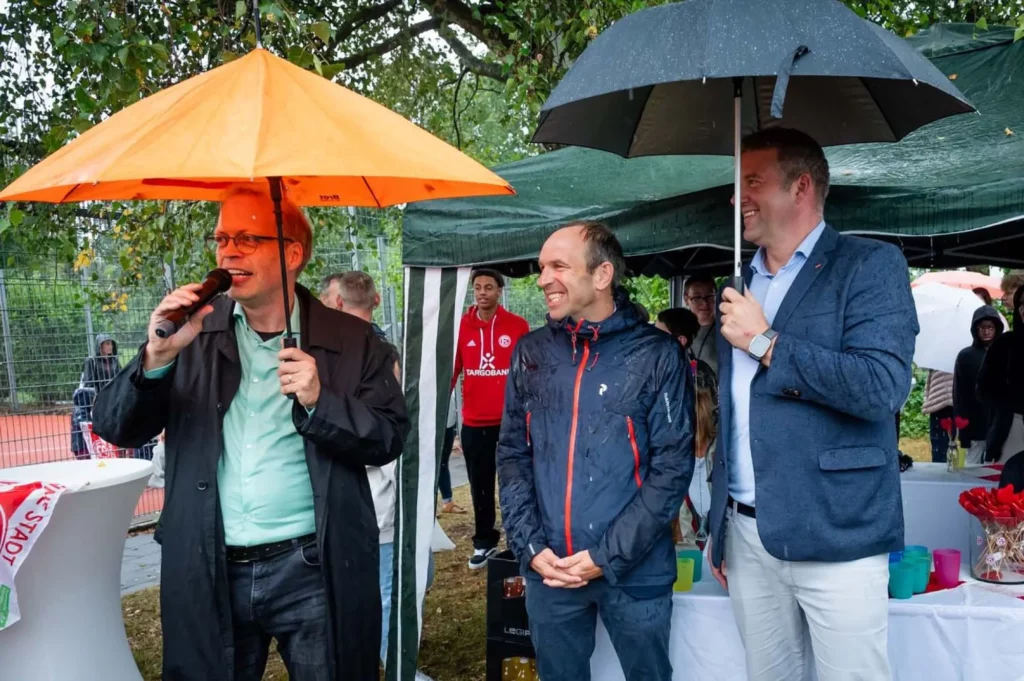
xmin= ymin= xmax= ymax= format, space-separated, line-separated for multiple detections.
xmin=565 ymin=341 xmax=590 ymax=555
xmin=626 ymin=416 xmax=642 ymax=488
xmin=526 ymin=411 xmax=532 ymax=446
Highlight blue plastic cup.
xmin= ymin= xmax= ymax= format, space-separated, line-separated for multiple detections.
xmin=889 ymin=551 xmax=904 ymax=564
xmin=902 ymin=553 xmax=931 ymax=594
xmin=889 ymin=562 xmax=915 ymax=599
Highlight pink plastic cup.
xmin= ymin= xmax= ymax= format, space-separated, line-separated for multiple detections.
xmin=933 ymin=549 xmax=962 ymax=588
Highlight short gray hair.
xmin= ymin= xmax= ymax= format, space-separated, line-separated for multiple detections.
xmin=321 ymin=271 xmax=378 ymax=311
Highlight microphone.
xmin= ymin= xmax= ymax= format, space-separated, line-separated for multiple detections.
xmin=154 ymin=269 xmax=233 ymax=339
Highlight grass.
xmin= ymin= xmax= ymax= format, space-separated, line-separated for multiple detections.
xmin=126 ymin=440 xmax=930 ymax=680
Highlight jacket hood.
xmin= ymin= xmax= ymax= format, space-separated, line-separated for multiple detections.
xmin=971 ymin=305 xmax=1003 ymax=346
xmin=95 ymin=333 xmax=118 ymax=356
xmin=547 ymin=287 xmax=641 ymax=342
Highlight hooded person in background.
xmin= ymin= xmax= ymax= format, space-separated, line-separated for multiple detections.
xmin=978 ymin=285 xmax=1024 ymax=463
xmin=81 ymin=334 xmax=119 ymax=391
xmin=954 ymin=306 xmax=1004 ymax=463
xmin=71 ymin=334 xmax=121 ymax=458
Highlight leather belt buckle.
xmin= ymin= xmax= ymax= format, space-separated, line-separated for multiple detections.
xmin=225 ymin=533 xmax=316 ymax=563
xmin=728 ymin=496 xmax=757 ymax=519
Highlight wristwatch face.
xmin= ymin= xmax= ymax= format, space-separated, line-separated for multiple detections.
xmin=749 ymin=334 xmax=770 ymax=358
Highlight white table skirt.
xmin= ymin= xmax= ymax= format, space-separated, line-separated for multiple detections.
xmin=592 ymin=558 xmax=1024 ymax=681
xmin=593 ymin=464 xmax=1020 ymax=681
xmin=0 ymin=459 xmax=152 ymax=681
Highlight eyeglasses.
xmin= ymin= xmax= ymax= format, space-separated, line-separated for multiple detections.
xmin=205 ymin=233 xmax=294 ymax=255
xmin=686 ymin=295 xmax=716 ymax=305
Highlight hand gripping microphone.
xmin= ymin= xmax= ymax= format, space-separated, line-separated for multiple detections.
xmin=154 ymin=268 xmax=233 ymax=339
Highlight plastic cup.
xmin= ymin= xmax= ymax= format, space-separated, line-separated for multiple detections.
xmin=889 ymin=551 xmax=903 ymax=564
xmin=677 ymin=548 xmax=703 ymax=583
xmin=933 ymin=549 xmax=962 ymax=588
xmin=673 ymin=557 xmax=695 ymax=592
xmin=903 ymin=545 xmax=928 ymax=556
xmin=902 ymin=553 xmax=931 ymax=593
xmin=888 ymin=562 xmax=915 ymax=599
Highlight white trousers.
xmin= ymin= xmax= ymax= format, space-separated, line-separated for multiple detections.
xmin=725 ymin=508 xmax=891 ymax=681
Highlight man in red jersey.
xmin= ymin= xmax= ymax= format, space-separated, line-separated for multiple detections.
xmin=453 ymin=268 xmax=530 ymax=569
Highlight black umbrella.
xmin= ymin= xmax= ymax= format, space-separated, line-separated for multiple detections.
xmin=532 ymin=0 xmax=975 ymax=282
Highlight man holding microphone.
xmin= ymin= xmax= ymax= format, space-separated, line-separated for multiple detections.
xmin=92 ymin=187 xmax=408 ymax=681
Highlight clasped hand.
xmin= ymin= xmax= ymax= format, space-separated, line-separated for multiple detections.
xmin=530 ymin=548 xmax=603 ymax=588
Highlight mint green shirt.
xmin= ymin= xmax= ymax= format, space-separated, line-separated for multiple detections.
xmin=145 ymin=301 xmax=315 ymax=547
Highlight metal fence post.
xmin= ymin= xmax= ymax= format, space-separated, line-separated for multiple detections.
xmin=0 ymin=269 xmax=20 ymax=412
xmin=81 ymin=267 xmax=95 ymax=356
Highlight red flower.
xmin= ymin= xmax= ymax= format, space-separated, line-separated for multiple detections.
xmin=940 ymin=417 xmax=952 ymax=432
xmin=955 ymin=417 xmax=970 ymax=430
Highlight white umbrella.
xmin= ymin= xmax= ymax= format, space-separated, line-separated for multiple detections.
xmin=912 ymin=283 xmax=1005 ymax=373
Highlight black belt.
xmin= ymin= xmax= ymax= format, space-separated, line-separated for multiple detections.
xmin=226 ymin=533 xmax=316 ymax=563
xmin=728 ymin=496 xmax=756 ymax=519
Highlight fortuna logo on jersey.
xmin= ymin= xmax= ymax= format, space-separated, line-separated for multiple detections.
xmin=466 ymin=351 xmax=508 ymax=377
xmin=498 ymin=334 xmax=512 ymax=348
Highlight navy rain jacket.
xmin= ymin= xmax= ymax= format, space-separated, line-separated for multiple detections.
xmin=497 ymin=290 xmax=695 ymax=587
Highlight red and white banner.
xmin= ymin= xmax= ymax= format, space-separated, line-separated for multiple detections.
xmin=0 ymin=480 xmax=73 ymax=630
xmin=81 ymin=421 xmax=123 ymax=459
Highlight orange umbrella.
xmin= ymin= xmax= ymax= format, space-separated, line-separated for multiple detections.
xmin=0 ymin=43 xmax=513 ymax=341
xmin=912 ymin=271 xmax=1003 ymax=300
xmin=0 ymin=48 xmax=513 ymax=206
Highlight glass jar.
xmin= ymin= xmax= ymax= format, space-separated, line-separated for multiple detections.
xmin=968 ymin=515 xmax=1024 ymax=584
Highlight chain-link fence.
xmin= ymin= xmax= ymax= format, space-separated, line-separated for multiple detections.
xmin=0 ymin=236 xmax=401 ymax=527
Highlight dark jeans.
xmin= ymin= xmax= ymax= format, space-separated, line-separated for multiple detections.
xmin=227 ymin=540 xmax=331 ymax=681
xmin=438 ymin=425 xmax=456 ymax=502
xmin=526 ymin=579 xmax=672 ymax=681
xmin=461 ymin=424 xmax=501 ymax=550
xmin=929 ymin=408 xmax=953 ymax=463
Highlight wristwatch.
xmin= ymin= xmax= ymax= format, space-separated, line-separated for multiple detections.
xmin=748 ymin=329 xmax=778 ymax=361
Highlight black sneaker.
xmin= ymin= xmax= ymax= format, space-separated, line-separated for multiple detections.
xmin=468 ymin=547 xmax=498 ymax=570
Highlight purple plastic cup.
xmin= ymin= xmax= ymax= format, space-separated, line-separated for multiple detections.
xmin=933 ymin=549 xmax=962 ymax=588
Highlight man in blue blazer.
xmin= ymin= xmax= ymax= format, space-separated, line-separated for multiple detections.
xmin=708 ymin=128 xmax=918 ymax=681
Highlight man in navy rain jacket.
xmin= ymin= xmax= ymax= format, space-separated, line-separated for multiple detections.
xmin=497 ymin=221 xmax=694 ymax=681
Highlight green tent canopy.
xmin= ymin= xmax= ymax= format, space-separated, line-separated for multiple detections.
xmin=403 ymin=24 xmax=1024 ymax=274
xmin=388 ymin=24 xmax=1024 ymax=681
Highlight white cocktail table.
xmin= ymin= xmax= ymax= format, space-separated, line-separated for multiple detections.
xmin=0 ymin=459 xmax=152 ymax=681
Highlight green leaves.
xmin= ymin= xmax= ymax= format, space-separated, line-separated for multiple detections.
xmin=975 ymin=17 xmax=989 ymax=32
xmin=310 ymin=21 xmax=331 ymax=44
xmin=74 ymin=86 xmax=98 ymax=115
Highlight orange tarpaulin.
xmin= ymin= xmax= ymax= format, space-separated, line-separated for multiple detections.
xmin=0 ymin=48 xmax=513 ymax=207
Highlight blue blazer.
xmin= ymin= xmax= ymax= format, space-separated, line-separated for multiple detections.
xmin=708 ymin=225 xmax=918 ymax=567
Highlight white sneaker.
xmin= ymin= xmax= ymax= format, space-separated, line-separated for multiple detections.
xmin=468 ymin=546 xmax=498 ymax=570
xmin=415 ymin=672 xmax=435 ymax=681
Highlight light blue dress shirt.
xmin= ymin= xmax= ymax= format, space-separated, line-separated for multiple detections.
xmin=728 ymin=221 xmax=826 ymax=506
xmin=144 ymin=300 xmax=316 ymax=546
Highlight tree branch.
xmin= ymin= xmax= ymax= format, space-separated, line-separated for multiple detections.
xmin=337 ymin=17 xmax=443 ymax=71
xmin=328 ymin=0 xmax=404 ymax=53
xmin=428 ymin=0 xmax=514 ymax=51
xmin=436 ymin=25 xmax=505 ymax=80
